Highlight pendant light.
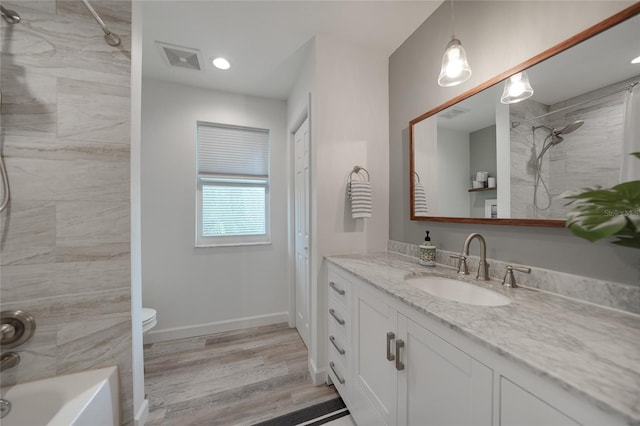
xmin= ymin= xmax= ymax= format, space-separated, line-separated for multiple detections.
xmin=438 ymin=0 xmax=471 ymax=87
xmin=500 ymin=71 xmax=534 ymax=104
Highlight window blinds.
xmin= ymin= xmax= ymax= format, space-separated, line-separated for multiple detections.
xmin=197 ymin=123 xmax=269 ymax=177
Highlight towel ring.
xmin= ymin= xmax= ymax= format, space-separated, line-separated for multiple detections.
xmin=348 ymin=165 xmax=370 ymax=183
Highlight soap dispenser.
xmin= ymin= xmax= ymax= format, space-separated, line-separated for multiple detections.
xmin=419 ymin=230 xmax=437 ymax=267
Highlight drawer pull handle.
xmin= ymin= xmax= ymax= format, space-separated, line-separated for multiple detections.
xmin=329 ymin=361 xmax=345 ymax=384
xmin=395 ymin=339 xmax=405 ymax=371
xmin=329 ymin=335 xmax=346 ymax=355
xmin=329 ymin=309 xmax=345 ymax=325
xmin=329 ymin=281 xmax=345 ymax=295
xmin=386 ymin=332 xmax=395 ymax=361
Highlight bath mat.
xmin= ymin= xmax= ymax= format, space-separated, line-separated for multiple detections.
xmin=254 ymin=397 xmax=348 ymax=426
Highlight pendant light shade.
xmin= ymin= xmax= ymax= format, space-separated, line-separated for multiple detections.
xmin=438 ymin=37 xmax=472 ymax=87
xmin=500 ymin=71 xmax=534 ymax=104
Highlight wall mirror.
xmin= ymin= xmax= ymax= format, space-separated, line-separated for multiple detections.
xmin=410 ymin=5 xmax=640 ymax=227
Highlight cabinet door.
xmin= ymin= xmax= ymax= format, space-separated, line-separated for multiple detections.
xmin=397 ymin=315 xmax=493 ymax=426
xmin=500 ymin=377 xmax=579 ymax=426
xmin=353 ymin=286 xmax=398 ymax=426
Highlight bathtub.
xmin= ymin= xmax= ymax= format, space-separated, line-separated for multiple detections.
xmin=0 ymin=366 xmax=119 ymax=426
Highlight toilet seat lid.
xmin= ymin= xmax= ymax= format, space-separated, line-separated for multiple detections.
xmin=142 ymin=308 xmax=157 ymax=324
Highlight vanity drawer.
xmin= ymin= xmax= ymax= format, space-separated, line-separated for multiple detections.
xmin=328 ymin=324 xmax=350 ymax=360
xmin=328 ymin=300 xmax=350 ymax=339
xmin=328 ymin=357 xmax=349 ymax=395
xmin=328 ymin=268 xmax=352 ymax=308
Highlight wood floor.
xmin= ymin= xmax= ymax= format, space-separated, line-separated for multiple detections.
xmin=144 ymin=323 xmax=339 ymax=425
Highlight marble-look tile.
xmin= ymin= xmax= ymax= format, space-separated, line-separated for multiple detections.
xmin=2 ymin=134 xmax=130 ymax=162
xmin=56 ymin=0 xmax=131 ymax=25
xmin=1 ymin=0 xmax=133 ymax=422
xmin=57 ymin=78 xmax=130 ymax=143
xmin=5 ymin=157 xmax=129 ymax=202
xmin=56 ymin=315 xmax=133 ymax=426
xmin=56 ymin=315 xmax=131 ymax=374
xmin=1 ymin=259 xmax=129 ymax=301
xmin=55 ymin=201 xmax=129 ymax=262
xmin=0 ymin=322 xmax=57 ymax=386
xmin=0 ymin=66 xmax=57 ymax=136
xmin=0 ymin=201 xmax=55 ymax=266
xmin=49 ymin=287 xmax=131 ymax=322
xmin=0 ymin=262 xmax=55 ymax=300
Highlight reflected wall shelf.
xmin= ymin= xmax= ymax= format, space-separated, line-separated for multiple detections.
xmin=468 ymin=187 xmax=497 ymax=193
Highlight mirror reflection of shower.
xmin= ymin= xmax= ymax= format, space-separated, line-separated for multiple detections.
xmin=0 ymin=4 xmax=21 ymax=214
xmin=0 ymin=5 xmax=20 ymax=24
xmin=532 ymin=120 xmax=584 ymax=213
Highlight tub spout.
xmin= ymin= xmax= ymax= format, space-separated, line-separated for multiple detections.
xmin=1 ymin=352 xmax=19 ymax=372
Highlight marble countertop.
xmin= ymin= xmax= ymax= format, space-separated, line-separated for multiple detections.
xmin=325 ymin=251 xmax=640 ymax=424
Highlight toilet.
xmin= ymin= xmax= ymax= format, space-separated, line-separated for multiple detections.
xmin=142 ymin=308 xmax=157 ymax=333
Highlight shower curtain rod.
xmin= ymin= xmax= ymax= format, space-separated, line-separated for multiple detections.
xmin=80 ymin=0 xmax=121 ymax=46
xmin=511 ymin=81 xmax=638 ymax=129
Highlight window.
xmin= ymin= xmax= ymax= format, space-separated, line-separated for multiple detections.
xmin=196 ymin=122 xmax=270 ymax=246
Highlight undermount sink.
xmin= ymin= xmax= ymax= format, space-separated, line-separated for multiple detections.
xmin=405 ymin=276 xmax=511 ymax=306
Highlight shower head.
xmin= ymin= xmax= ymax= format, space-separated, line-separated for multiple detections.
xmin=548 ymin=120 xmax=584 ymax=146
xmin=0 ymin=5 xmax=21 ymax=23
xmin=557 ymin=120 xmax=584 ymax=136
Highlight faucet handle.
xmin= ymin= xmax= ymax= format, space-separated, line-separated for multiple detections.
xmin=502 ymin=265 xmax=531 ymax=288
xmin=450 ymin=254 xmax=468 ymax=275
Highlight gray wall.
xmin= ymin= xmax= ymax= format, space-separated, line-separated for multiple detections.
xmin=389 ymin=1 xmax=639 ymax=285
xmin=0 ymin=1 xmax=133 ymax=423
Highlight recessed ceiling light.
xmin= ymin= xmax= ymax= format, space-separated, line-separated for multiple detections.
xmin=631 ymin=55 xmax=640 ymax=64
xmin=212 ymin=57 xmax=231 ymax=70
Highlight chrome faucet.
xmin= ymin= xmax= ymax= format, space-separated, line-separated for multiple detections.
xmin=457 ymin=233 xmax=490 ymax=281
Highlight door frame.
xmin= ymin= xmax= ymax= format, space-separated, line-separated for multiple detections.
xmin=288 ymin=103 xmax=311 ymax=330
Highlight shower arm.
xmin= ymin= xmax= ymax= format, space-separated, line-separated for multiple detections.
xmin=80 ymin=0 xmax=121 ymax=47
xmin=513 ymin=81 xmax=638 ymax=129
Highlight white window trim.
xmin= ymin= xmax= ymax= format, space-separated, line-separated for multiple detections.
xmin=196 ymin=177 xmax=271 ymax=247
xmin=195 ymin=122 xmax=271 ymax=248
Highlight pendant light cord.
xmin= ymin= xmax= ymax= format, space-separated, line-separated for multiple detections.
xmin=450 ymin=0 xmax=455 ymax=39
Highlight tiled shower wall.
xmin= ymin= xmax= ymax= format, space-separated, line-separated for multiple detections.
xmin=509 ymin=77 xmax=635 ymax=219
xmin=0 ymin=1 xmax=132 ymax=423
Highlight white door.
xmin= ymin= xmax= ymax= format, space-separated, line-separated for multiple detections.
xmin=396 ymin=314 xmax=493 ymax=426
xmin=353 ymin=286 xmax=397 ymax=426
xmin=294 ymin=117 xmax=310 ymax=348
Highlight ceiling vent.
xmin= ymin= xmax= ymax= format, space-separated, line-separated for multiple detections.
xmin=438 ymin=107 xmax=470 ymax=120
xmin=156 ymin=41 xmax=203 ymax=71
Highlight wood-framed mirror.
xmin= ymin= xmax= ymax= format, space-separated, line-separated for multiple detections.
xmin=410 ymin=3 xmax=640 ymax=227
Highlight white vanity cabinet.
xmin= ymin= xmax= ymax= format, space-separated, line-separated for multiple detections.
xmin=327 ymin=263 xmax=628 ymax=426
xmin=331 ymin=265 xmax=492 ymax=426
xmin=396 ymin=313 xmax=493 ymax=426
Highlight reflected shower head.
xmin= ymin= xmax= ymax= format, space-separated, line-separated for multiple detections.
xmin=535 ymin=119 xmax=584 ymax=161
xmin=556 ymin=120 xmax=584 ymax=136
xmin=549 ymin=120 xmax=584 ymax=145
xmin=0 ymin=5 xmax=21 ymax=23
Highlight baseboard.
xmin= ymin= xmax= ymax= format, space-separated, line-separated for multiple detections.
xmin=143 ymin=312 xmax=289 ymax=344
xmin=308 ymin=357 xmax=327 ymax=386
xmin=134 ymin=398 xmax=149 ymax=426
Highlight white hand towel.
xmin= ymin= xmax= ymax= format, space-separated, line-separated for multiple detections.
xmin=414 ymin=182 xmax=428 ymax=215
xmin=350 ymin=181 xmax=372 ymax=218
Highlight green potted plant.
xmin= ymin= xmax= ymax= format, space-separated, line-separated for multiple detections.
xmin=562 ymin=153 xmax=640 ymax=249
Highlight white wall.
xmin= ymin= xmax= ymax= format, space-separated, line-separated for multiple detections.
xmin=437 ymin=127 xmax=470 ymax=217
xmin=310 ymin=34 xmax=390 ymax=380
xmin=389 ymin=1 xmax=639 ymax=285
xmin=141 ymin=79 xmax=289 ymax=341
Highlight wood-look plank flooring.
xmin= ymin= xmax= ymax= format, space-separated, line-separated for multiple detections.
xmin=144 ymin=323 xmax=339 ymax=425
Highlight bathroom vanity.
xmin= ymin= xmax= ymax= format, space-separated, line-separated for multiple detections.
xmin=325 ymin=252 xmax=640 ymax=426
